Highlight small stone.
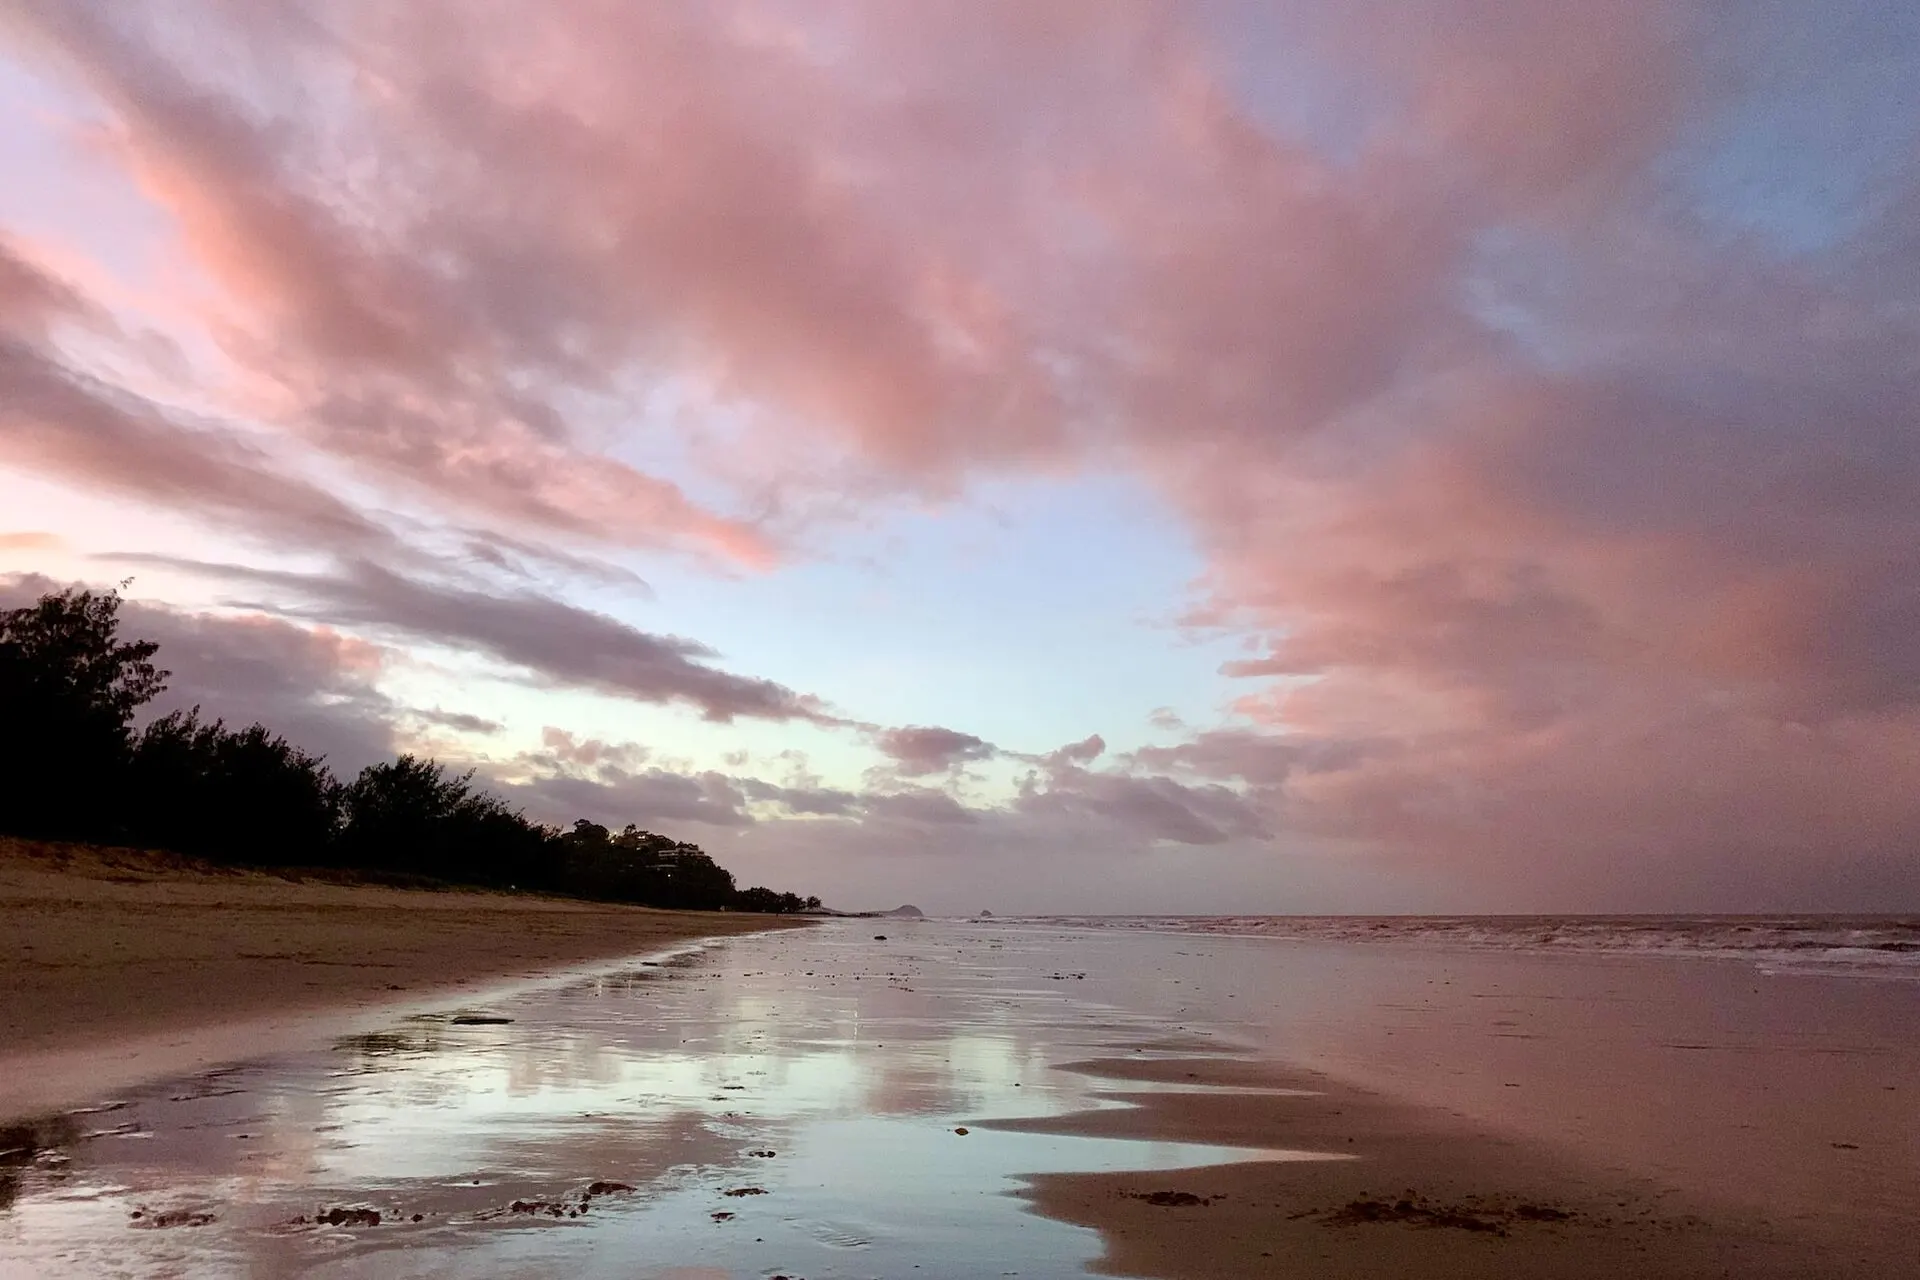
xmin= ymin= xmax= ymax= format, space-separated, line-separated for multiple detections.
xmin=584 ymin=1181 xmax=635 ymax=1197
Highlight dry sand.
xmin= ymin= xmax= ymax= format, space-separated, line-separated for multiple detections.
xmin=0 ymin=838 xmax=803 ymax=1120
xmin=1007 ymin=1052 xmax=1908 ymax=1279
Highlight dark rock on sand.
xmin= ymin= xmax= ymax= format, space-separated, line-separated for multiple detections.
xmin=449 ymin=1014 xmax=514 ymax=1025
xmin=316 ymin=1206 xmax=382 ymax=1227
xmin=131 ymin=1207 xmax=216 ymax=1228
xmin=1131 ymin=1190 xmax=1209 ymax=1207
xmin=1317 ymin=1193 xmax=1575 ymax=1235
xmin=1327 ymin=1197 xmax=1504 ymax=1233
xmin=509 ymin=1199 xmax=568 ymax=1217
xmin=583 ymin=1180 xmax=635 ymax=1197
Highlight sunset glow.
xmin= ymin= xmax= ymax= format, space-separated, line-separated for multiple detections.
xmin=5 ymin=1 xmax=1917 ymax=913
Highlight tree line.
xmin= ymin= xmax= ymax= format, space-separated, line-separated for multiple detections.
xmin=0 ymin=586 xmax=819 ymax=914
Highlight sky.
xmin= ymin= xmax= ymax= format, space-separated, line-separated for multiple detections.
xmin=3 ymin=0 xmax=1919 ymax=915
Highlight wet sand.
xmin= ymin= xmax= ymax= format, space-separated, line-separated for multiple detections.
xmin=0 ymin=838 xmax=803 ymax=1120
xmin=1 ymin=917 xmax=1914 ymax=1277
xmin=1017 ymin=1056 xmax=1883 ymax=1279
xmin=1008 ymin=927 xmax=1919 ymax=1278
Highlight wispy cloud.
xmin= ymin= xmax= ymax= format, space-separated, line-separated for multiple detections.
xmin=6 ymin=1 xmax=1920 ymax=907
xmin=105 ymin=555 xmax=839 ymax=724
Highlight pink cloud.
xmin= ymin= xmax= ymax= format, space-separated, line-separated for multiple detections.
xmin=0 ymin=572 xmax=398 ymax=773
xmin=1 ymin=238 xmax=399 ymax=553
xmin=112 ymin=556 xmax=842 ymax=725
xmin=1046 ymin=733 xmax=1106 ymax=767
xmin=538 ymin=727 xmax=649 ymax=772
xmin=12 ymin=3 xmax=1110 ymax=554
xmin=0 ymin=235 xmax=104 ymax=337
xmin=872 ymin=724 xmax=996 ymax=776
xmin=8 ymin=1 xmax=1920 ymax=906
xmin=0 ymin=532 xmax=63 ymax=553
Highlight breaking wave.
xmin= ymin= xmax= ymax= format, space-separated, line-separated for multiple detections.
xmin=1009 ymin=914 xmax=1920 ymax=978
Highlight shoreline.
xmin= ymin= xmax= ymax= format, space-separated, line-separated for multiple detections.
xmin=949 ymin=918 xmax=1919 ymax=1277
xmin=1 ymin=917 xmax=1913 ymax=1276
xmin=0 ymin=839 xmax=806 ymax=1120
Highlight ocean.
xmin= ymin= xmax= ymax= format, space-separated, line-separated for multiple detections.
xmin=1008 ymin=913 xmax=1920 ymax=978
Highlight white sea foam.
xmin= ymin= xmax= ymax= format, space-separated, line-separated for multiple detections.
xmin=1006 ymin=914 xmax=1920 ymax=978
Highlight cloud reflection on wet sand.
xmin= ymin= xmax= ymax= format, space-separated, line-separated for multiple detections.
xmin=0 ymin=922 xmax=1339 ymax=1278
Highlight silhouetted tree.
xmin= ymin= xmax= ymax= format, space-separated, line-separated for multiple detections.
xmin=128 ymin=710 xmax=342 ymax=864
xmin=338 ymin=755 xmax=477 ymax=876
xmin=449 ymin=792 xmax=561 ymax=890
xmin=732 ymin=886 xmax=811 ymax=914
xmin=0 ymin=587 xmax=818 ymax=911
xmin=0 ymin=587 xmax=166 ymax=839
xmin=338 ymin=755 xmax=558 ymax=886
xmin=556 ymin=819 xmax=739 ymax=909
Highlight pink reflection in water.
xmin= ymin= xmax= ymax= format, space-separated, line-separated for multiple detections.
xmin=2 ymin=919 xmax=1914 ymax=1276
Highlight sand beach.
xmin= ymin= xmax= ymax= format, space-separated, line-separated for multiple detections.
xmin=0 ymin=839 xmax=802 ymax=1120
xmin=3 ymin=885 xmax=1917 ymax=1277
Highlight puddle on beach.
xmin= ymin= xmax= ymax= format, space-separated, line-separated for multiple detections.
xmin=0 ymin=923 xmax=1330 ymax=1279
